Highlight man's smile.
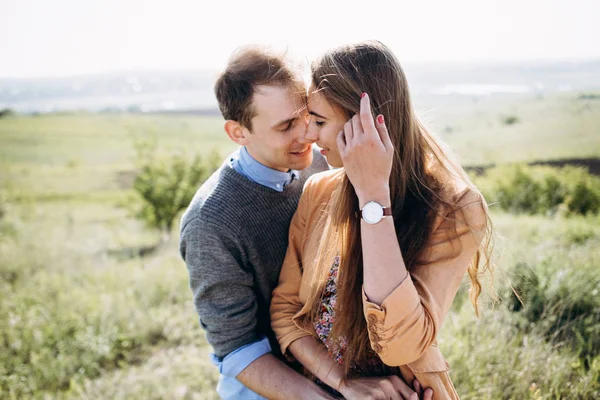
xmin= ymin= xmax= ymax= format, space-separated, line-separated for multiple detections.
xmin=289 ymin=147 xmax=311 ymax=156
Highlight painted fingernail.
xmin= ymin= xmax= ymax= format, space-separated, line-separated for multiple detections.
xmin=377 ymin=115 xmax=384 ymax=124
xmin=361 ymin=92 xmax=367 ymax=98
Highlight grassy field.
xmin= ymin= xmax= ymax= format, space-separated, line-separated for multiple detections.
xmin=417 ymin=92 xmax=600 ymax=165
xmin=1 ymin=91 xmax=599 ymax=399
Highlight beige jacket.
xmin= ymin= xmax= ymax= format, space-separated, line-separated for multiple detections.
xmin=270 ymin=168 xmax=488 ymax=400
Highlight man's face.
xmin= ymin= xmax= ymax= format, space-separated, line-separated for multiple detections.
xmin=243 ymin=85 xmax=314 ymax=172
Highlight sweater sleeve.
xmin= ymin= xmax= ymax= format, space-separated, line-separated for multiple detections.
xmin=362 ymin=189 xmax=488 ymax=366
xmin=180 ymin=217 xmax=260 ymax=359
xmin=270 ymin=179 xmax=314 ymax=355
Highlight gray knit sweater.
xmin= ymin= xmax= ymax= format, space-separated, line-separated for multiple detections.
xmin=179 ymin=149 xmax=329 ymax=358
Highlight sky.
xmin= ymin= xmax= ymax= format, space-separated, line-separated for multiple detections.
xmin=1 ymin=0 xmax=598 ymax=78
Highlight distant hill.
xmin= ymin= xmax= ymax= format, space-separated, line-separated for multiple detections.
xmin=0 ymin=69 xmax=218 ymax=114
xmin=1 ymin=60 xmax=599 ymax=114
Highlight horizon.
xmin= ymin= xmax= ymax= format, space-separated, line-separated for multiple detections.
xmin=2 ymin=57 xmax=599 ymax=114
xmin=1 ymin=56 xmax=600 ymax=81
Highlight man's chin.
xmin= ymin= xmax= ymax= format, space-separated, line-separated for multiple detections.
xmin=290 ymin=154 xmax=313 ymax=171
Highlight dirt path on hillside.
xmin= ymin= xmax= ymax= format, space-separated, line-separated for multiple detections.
xmin=466 ymin=157 xmax=600 ymax=176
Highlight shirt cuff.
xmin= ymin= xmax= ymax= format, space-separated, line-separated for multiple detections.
xmin=218 ymin=336 xmax=272 ymax=378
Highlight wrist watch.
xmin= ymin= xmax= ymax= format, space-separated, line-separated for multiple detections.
xmin=360 ymin=201 xmax=392 ymax=224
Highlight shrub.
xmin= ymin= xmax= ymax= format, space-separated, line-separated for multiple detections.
xmin=502 ymin=241 xmax=600 ymax=367
xmin=476 ymin=164 xmax=600 ymax=216
xmin=131 ymin=140 xmax=221 ymax=241
xmin=501 ymin=114 xmax=520 ymax=125
xmin=541 ymin=174 xmax=567 ymax=211
xmin=0 ymin=192 xmax=5 ymax=221
xmin=567 ymin=180 xmax=600 ymax=215
xmin=0 ymin=108 xmax=15 ymax=118
xmin=577 ymin=92 xmax=600 ymax=100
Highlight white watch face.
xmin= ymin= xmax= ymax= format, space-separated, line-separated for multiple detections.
xmin=362 ymin=201 xmax=384 ymax=224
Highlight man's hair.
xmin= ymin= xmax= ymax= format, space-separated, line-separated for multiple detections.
xmin=214 ymin=46 xmax=301 ymax=131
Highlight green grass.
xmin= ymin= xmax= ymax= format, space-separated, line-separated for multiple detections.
xmin=442 ymin=212 xmax=600 ymax=399
xmin=2 ymin=201 xmax=598 ymax=399
xmin=0 ymin=114 xmax=234 ymax=202
xmin=0 ymin=204 xmax=218 ymax=399
xmin=419 ymin=92 xmax=600 ymax=165
xmin=1 ymin=92 xmax=599 ymax=203
xmin=1 ymin=91 xmax=599 ymax=398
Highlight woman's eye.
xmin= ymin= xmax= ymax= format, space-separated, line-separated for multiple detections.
xmin=315 ymin=121 xmax=325 ymax=127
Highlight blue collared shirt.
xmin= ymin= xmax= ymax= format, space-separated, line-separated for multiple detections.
xmin=211 ymin=336 xmax=271 ymax=399
xmin=211 ymin=146 xmax=300 ymax=399
xmin=230 ymin=146 xmax=300 ymax=192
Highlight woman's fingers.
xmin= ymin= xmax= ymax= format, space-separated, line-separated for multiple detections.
xmin=351 ymin=114 xmax=363 ymax=138
xmin=358 ymin=93 xmax=389 ymax=151
xmin=340 ymin=93 xmax=394 ymax=197
xmin=375 ymin=114 xmax=393 ymax=151
xmin=336 ymin=130 xmax=346 ymax=154
xmin=344 ymin=119 xmax=354 ymax=143
xmin=360 ymin=92 xmax=377 ymax=136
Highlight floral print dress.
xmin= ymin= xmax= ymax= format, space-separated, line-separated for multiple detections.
xmin=314 ymin=255 xmax=347 ymax=364
xmin=313 ymin=255 xmax=398 ymax=378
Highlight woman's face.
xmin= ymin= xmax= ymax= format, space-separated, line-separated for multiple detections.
xmin=306 ymin=86 xmax=348 ymax=168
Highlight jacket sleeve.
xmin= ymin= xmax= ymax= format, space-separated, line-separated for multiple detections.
xmin=270 ymin=179 xmax=314 ymax=355
xmin=180 ymin=217 xmax=260 ymax=359
xmin=362 ymin=189 xmax=488 ymax=366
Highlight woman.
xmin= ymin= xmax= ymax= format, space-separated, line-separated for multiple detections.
xmin=270 ymin=41 xmax=492 ymax=399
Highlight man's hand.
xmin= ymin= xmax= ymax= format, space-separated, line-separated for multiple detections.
xmin=412 ymin=379 xmax=434 ymax=400
xmin=303 ymin=386 xmax=337 ymax=400
xmin=338 ymin=375 xmax=433 ymax=400
xmin=236 ymin=353 xmax=336 ymax=400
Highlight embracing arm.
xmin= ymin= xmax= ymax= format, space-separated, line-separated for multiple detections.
xmin=237 ymin=352 xmax=334 ymax=400
xmin=181 ymin=217 xmax=330 ymax=399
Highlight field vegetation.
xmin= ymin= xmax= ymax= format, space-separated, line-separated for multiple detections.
xmin=1 ymin=92 xmax=599 ymax=399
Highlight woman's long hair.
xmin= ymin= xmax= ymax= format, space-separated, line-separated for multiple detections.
xmin=305 ymin=41 xmax=493 ymax=376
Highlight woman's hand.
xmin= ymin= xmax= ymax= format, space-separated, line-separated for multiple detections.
xmin=337 ymin=93 xmax=394 ymax=207
xmin=338 ymin=375 xmax=433 ymax=400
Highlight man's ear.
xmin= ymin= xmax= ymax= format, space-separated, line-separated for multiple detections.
xmin=224 ymin=120 xmax=249 ymax=145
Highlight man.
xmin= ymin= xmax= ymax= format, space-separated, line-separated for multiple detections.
xmin=179 ymin=46 xmax=331 ymax=399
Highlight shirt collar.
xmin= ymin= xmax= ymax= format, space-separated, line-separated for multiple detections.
xmin=230 ymin=146 xmax=300 ymax=192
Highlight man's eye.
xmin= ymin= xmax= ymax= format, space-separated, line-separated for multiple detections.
xmin=280 ymin=121 xmax=294 ymax=132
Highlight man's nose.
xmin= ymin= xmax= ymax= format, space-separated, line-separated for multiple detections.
xmin=300 ymin=118 xmax=319 ymax=143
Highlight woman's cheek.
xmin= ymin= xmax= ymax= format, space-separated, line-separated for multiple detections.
xmin=327 ymin=127 xmax=339 ymax=148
